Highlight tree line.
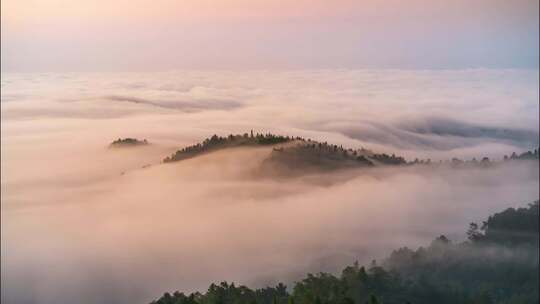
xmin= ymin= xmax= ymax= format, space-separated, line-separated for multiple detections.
xmin=161 ymin=132 xmax=538 ymax=168
xmin=151 ymin=201 xmax=539 ymax=304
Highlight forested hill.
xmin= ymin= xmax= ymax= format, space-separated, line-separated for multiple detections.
xmin=150 ymin=201 xmax=539 ymax=304
xmin=161 ymin=132 xmax=539 ymax=171
xmin=109 ymin=137 xmax=149 ymax=148
xmin=161 ymin=132 xmax=407 ymax=169
xmin=162 ymin=132 xmax=293 ymax=163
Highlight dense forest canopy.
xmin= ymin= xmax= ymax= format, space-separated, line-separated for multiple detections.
xmin=151 ymin=201 xmax=539 ymax=304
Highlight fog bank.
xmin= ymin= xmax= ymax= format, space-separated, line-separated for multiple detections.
xmin=1 ymin=69 xmax=539 ymax=304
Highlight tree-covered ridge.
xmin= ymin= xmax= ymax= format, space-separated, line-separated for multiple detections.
xmin=442 ymin=148 xmax=539 ymax=168
xmin=161 ymin=131 xmax=538 ymax=170
xmin=505 ymin=149 xmax=540 ymax=161
xmin=261 ymin=141 xmax=405 ymax=173
xmin=150 ymin=201 xmax=539 ymax=304
xmin=163 ymin=131 xmax=293 ymax=163
xmin=467 ymin=201 xmax=539 ymax=246
xmin=109 ymin=137 xmax=149 ymax=147
xmin=162 ymin=132 xmax=407 ymax=167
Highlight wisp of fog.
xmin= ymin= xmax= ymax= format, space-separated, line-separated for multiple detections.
xmin=1 ymin=70 xmax=539 ymax=304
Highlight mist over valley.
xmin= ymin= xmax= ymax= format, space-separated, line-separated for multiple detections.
xmin=1 ymin=70 xmax=539 ymax=304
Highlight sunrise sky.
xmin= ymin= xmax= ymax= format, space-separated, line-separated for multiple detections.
xmin=2 ymin=2 xmax=539 ymax=303
xmin=1 ymin=0 xmax=539 ymax=71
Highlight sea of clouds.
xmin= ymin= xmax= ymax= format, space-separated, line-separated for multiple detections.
xmin=1 ymin=69 xmax=539 ymax=304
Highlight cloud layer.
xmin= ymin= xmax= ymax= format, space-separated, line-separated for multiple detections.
xmin=1 ymin=69 xmax=539 ymax=304
xmin=105 ymin=95 xmax=243 ymax=112
xmin=330 ymin=116 xmax=539 ymax=152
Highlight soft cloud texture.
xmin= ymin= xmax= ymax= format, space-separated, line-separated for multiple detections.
xmin=1 ymin=69 xmax=539 ymax=304
xmin=328 ymin=116 xmax=539 ymax=152
xmin=105 ymin=95 xmax=243 ymax=112
xmin=2 ymin=69 xmax=538 ymax=158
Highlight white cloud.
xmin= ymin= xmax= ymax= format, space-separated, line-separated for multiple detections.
xmin=1 ymin=69 xmax=539 ymax=303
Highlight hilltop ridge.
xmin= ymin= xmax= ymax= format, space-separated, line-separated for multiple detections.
xmin=160 ymin=131 xmax=539 ymax=173
xmin=163 ymin=131 xmax=293 ymax=163
xmin=162 ymin=131 xmax=407 ymax=169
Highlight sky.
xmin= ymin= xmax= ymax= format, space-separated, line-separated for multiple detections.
xmin=1 ymin=0 xmax=539 ymax=71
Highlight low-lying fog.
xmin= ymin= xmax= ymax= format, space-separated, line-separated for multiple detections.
xmin=1 ymin=70 xmax=539 ymax=304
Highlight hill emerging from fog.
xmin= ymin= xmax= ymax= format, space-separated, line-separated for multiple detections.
xmin=161 ymin=132 xmax=538 ymax=174
xmin=151 ymin=201 xmax=540 ymax=304
xmin=162 ymin=132 xmax=406 ymax=172
xmin=163 ymin=132 xmax=292 ymax=162
xmin=109 ymin=137 xmax=149 ymax=148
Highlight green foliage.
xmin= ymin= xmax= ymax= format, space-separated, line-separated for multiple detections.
xmin=151 ymin=201 xmax=539 ymax=304
xmin=478 ymin=200 xmax=539 ymax=246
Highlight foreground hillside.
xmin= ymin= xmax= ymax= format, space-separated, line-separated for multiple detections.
xmin=151 ymin=201 xmax=539 ymax=304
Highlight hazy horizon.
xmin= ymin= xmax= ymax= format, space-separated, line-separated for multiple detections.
xmin=1 ymin=1 xmax=539 ymax=303
xmin=2 ymin=0 xmax=539 ymax=72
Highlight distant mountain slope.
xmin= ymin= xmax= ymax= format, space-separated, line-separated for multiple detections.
xmin=161 ymin=132 xmax=538 ymax=173
xmin=109 ymin=137 xmax=149 ymax=148
xmin=163 ymin=132 xmax=292 ymax=163
xmin=162 ymin=132 xmax=407 ymax=173
xmin=259 ymin=140 xmax=405 ymax=174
